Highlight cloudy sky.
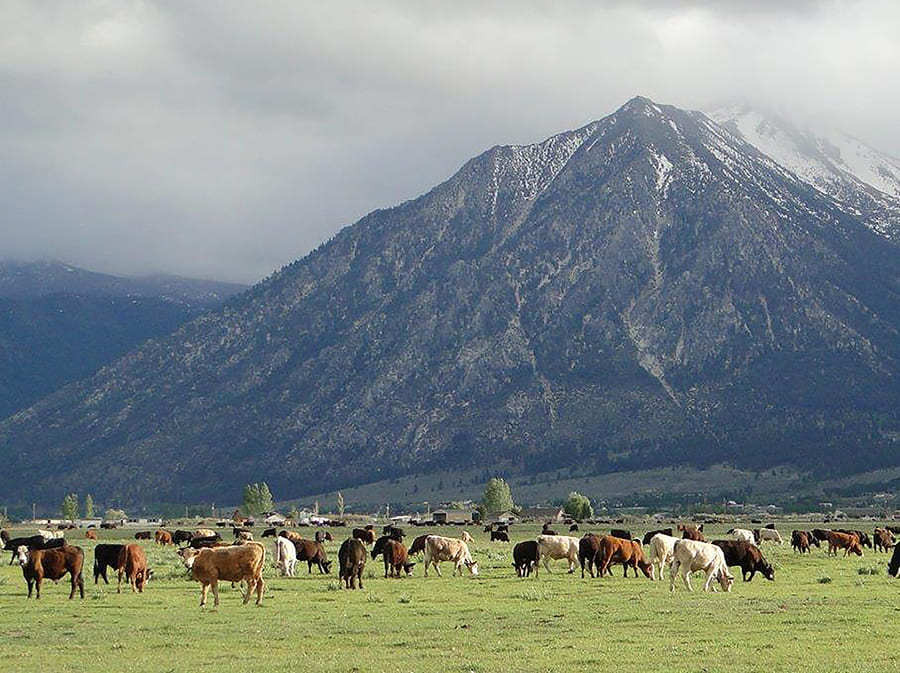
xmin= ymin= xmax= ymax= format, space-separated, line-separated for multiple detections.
xmin=3 ymin=1 xmax=898 ymax=283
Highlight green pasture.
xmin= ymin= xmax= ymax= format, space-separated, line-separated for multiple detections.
xmin=0 ymin=522 xmax=897 ymax=672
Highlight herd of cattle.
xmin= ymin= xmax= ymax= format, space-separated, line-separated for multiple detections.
xmin=3 ymin=521 xmax=900 ymax=605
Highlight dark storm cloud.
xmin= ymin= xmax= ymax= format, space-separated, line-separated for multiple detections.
xmin=2 ymin=0 xmax=897 ymax=283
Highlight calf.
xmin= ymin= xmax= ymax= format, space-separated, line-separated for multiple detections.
xmin=791 ymin=530 xmax=812 ymax=554
xmin=578 ymin=534 xmax=602 ymax=578
xmin=261 ymin=528 xmax=277 ymax=538
xmin=490 ymin=531 xmax=510 ymax=542
xmin=827 ymin=531 xmax=863 ymax=557
xmin=85 ymin=530 xmax=97 ymax=541
xmin=758 ymin=528 xmax=784 ymax=545
xmin=117 ymin=543 xmax=150 ymax=593
xmin=338 ymin=537 xmax=367 ymax=589
xmin=512 ymin=540 xmax=540 ymax=578
xmin=642 ymin=528 xmax=673 ymax=545
xmin=670 ymin=539 xmax=734 ymax=593
xmin=155 ymin=530 xmax=173 ymax=545
xmin=177 ymin=542 xmax=266 ymax=607
xmin=372 ymin=535 xmax=414 ymax=577
xmin=18 ymin=545 xmax=85 ymax=599
xmin=315 ymin=530 xmax=333 ymax=543
xmin=352 ymin=528 xmax=375 ymax=545
xmin=293 ymin=539 xmax=332 ymax=573
xmin=172 ymin=530 xmax=193 ymax=546
xmin=134 ymin=531 xmax=152 ymax=540
xmin=536 ymin=535 xmax=580 ymax=574
xmin=874 ymin=528 xmax=894 ymax=553
xmin=274 ymin=536 xmax=297 ymax=577
xmin=648 ymin=533 xmax=678 ymax=581
xmin=594 ymin=536 xmax=652 ymax=578
xmin=609 ymin=528 xmax=632 ymax=541
xmin=713 ymin=540 xmax=774 ymax=581
xmin=408 ymin=534 xmax=429 ymax=556
xmin=93 ymin=543 xmax=126 ymax=584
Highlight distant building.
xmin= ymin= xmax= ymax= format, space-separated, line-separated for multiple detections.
xmin=432 ymin=509 xmax=480 ymax=524
xmin=265 ymin=512 xmax=286 ymax=526
xmin=519 ymin=507 xmax=565 ymax=522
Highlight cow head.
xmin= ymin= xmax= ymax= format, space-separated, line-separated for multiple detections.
xmin=322 ymin=560 xmax=333 ymax=573
xmin=465 ymin=559 xmax=479 ymax=576
xmin=758 ymin=560 xmax=775 ymax=581
xmin=177 ymin=547 xmax=199 ymax=568
xmin=849 ymin=543 xmax=863 ymax=557
xmin=638 ymin=560 xmax=653 ymax=579
xmin=15 ymin=545 xmax=29 ymax=566
xmin=717 ymin=567 xmax=735 ymax=592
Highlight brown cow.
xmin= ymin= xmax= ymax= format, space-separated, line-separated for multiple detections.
xmin=85 ymin=530 xmax=97 ymax=541
xmin=292 ymin=539 xmax=332 ymax=573
xmin=791 ymin=530 xmax=811 ymax=554
xmin=352 ymin=528 xmax=376 ymax=545
xmin=17 ymin=545 xmax=85 ymax=599
xmin=117 ymin=543 xmax=149 ymax=593
xmin=372 ymin=535 xmax=414 ymax=577
xmin=280 ymin=530 xmax=304 ymax=543
xmin=177 ymin=542 xmax=266 ymax=607
xmin=827 ymin=531 xmax=863 ymax=557
xmin=874 ymin=528 xmax=894 ymax=553
xmin=134 ymin=531 xmax=152 ymax=540
xmin=594 ymin=536 xmax=652 ymax=578
xmin=578 ymin=534 xmax=602 ymax=578
xmin=408 ymin=534 xmax=429 ymax=556
xmin=155 ymin=530 xmax=173 ymax=545
xmin=678 ymin=524 xmax=705 ymax=542
xmin=338 ymin=538 xmax=367 ymax=589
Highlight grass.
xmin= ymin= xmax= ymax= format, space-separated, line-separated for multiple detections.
xmin=0 ymin=522 xmax=898 ymax=672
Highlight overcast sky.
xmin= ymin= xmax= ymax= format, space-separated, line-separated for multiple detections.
xmin=2 ymin=1 xmax=898 ymax=283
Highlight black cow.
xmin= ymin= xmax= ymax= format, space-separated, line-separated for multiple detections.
xmin=811 ymin=529 xmax=831 ymax=543
xmin=578 ymin=534 xmax=602 ymax=578
xmin=512 ymin=540 xmax=540 ymax=577
xmin=4 ymin=535 xmax=64 ymax=565
xmin=172 ymin=530 xmax=193 ymax=546
xmin=541 ymin=524 xmax=557 ymax=536
xmin=610 ymin=528 xmax=632 ymax=541
xmin=569 ymin=524 xmax=579 ymax=532
xmin=261 ymin=528 xmax=277 ymax=538
xmin=888 ymin=542 xmax=900 ymax=577
xmin=93 ymin=543 xmax=126 ymax=584
xmin=189 ymin=535 xmax=222 ymax=549
xmin=713 ymin=540 xmax=775 ymax=582
xmin=642 ymin=528 xmax=674 ymax=545
xmin=383 ymin=525 xmax=405 ymax=540
xmin=490 ymin=531 xmax=510 ymax=542
xmin=338 ymin=538 xmax=367 ymax=589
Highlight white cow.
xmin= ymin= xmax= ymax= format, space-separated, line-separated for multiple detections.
xmin=669 ymin=539 xmax=734 ymax=593
xmin=37 ymin=529 xmax=64 ymax=540
xmin=731 ymin=528 xmax=757 ymax=545
xmin=648 ymin=533 xmax=679 ymax=581
xmin=423 ymin=536 xmax=479 ymax=577
xmin=758 ymin=528 xmax=783 ymax=545
xmin=536 ymin=535 xmax=580 ymax=573
xmin=274 ymin=536 xmax=296 ymax=577
xmin=460 ymin=531 xmax=474 ymax=543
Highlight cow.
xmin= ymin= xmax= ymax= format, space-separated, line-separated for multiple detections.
xmin=315 ymin=530 xmax=333 ymax=543
xmin=93 ymin=543 xmax=126 ymax=584
xmin=261 ymin=528 xmax=277 ymax=538
xmin=827 ymin=531 xmax=863 ymax=556
xmin=383 ymin=525 xmax=406 ymax=540
xmin=488 ymin=530 xmax=507 ymax=542
xmin=292 ymin=539 xmax=332 ymax=573
xmin=17 ymin=545 xmax=85 ymax=599
xmin=758 ymin=528 xmax=784 ymax=545
xmin=460 ymin=531 xmax=474 ymax=543
xmin=648 ymin=533 xmax=679 ymax=581
xmin=279 ymin=530 xmax=304 ymax=543
xmin=678 ymin=524 xmax=705 ymax=542
xmin=190 ymin=535 xmax=224 ymax=549
xmin=888 ymin=543 xmax=900 ymax=577
xmin=37 ymin=529 xmax=63 ymax=540
xmin=423 ymin=535 xmax=478 ymax=577
xmin=887 ymin=526 xmax=900 ymax=536
xmin=536 ymin=535 xmax=580 ymax=574
xmin=338 ymin=537 xmax=367 ymax=589
xmin=609 ymin=528 xmax=632 ymax=541
xmin=806 ymin=531 xmax=821 ymax=548
xmin=713 ymin=540 xmax=775 ymax=581
xmin=155 ymin=530 xmax=173 ymax=545
xmin=372 ymin=536 xmax=414 ymax=577
xmin=541 ymin=524 xmax=558 ymax=536
xmin=874 ymin=528 xmax=895 ymax=553
xmin=730 ymin=528 xmax=757 ymax=546
xmin=836 ymin=529 xmax=872 ymax=549
xmin=172 ymin=530 xmax=193 ymax=546
xmin=669 ymin=539 xmax=734 ymax=593
xmin=134 ymin=531 xmax=152 ymax=540
xmin=85 ymin=530 xmax=97 ymax=541
xmin=195 ymin=529 xmax=219 ymax=540
xmin=791 ymin=530 xmax=812 ymax=554
xmin=352 ymin=528 xmax=375 ymax=545
xmin=236 ymin=531 xmax=254 ymax=542
xmin=594 ymin=536 xmax=652 ymax=578
xmin=177 ymin=542 xmax=266 ymax=607
xmin=117 ymin=543 xmax=150 ymax=593
xmin=578 ymin=534 xmax=602 ymax=578
xmin=4 ymin=534 xmax=64 ymax=564
xmin=642 ymin=528 xmax=673 ymax=545
xmin=408 ymin=534 xmax=429 ymax=556
xmin=233 ymin=527 xmax=251 ymax=537
xmin=513 ymin=540 xmax=540 ymax=578
xmin=100 ymin=522 xmax=117 ymax=530
xmin=569 ymin=523 xmax=579 ymax=532
xmin=274 ymin=536 xmax=297 ymax=577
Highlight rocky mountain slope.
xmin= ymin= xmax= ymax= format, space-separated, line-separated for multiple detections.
xmin=2 ymin=97 xmax=899 ymax=505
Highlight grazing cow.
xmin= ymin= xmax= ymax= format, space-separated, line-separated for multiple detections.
xmin=117 ymin=544 xmax=150 ymax=593
xmin=261 ymin=528 xmax=277 ymax=538
xmin=811 ymin=529 xmax=831 ymax=543
xmin=669 ymin=539 xmax=734 ymax=593
xmin=888 ymin=543 xmax=900 ymax=577
xmin=273 ymin=536 xmax=297 ymax=577
xmin=18 ymin=545 xmax=85 ymax=599
xmin=887 ymin=526 xmax=900 ymax=536
xmin=758 ymin=528 xmax=784 ymax=545
xmin=648 ymin=533 xmax=679 ymax=581
xmin=423 ymin=536 xmax=478 ymax=577
xmin=279 ymin=530 xmax=304 ymax=543
xmin=233 ymin=527 xmax=251 ymax=537
xmin=609 ymin=528 xmax=632 ymax=541
xmin=678 ymin=524 xmax=705 ymax=542
xmin=172 ymin=530 xmax=193 ymax=546
xmin=236 ymin=531 xmax=254 ymax=542
xmin=352 ymin=528 xmax=376 ymax=545
xmin=292 ymin=539 xmax=332 ymax=573
xmin=536 ymin=535 xmax=580 ymax=574
xmin=134 ymin=531 xmax=152 ymax=540
xmin=578 ymin=534 xmax=602 ymax=578
xmin=490 ymin=531 xmax=510 ymax=543
xmin=85 ymin=530 xmax=97 ymax=541
xmin=730 ymin=528 xmax=757 ymax=546
xmin=806 ymin=531 xmax=821 ymax=548
xmin=512 ymin=540 xmax=540 ymax=578
xmin=713 ymin=540 xmax=774 ymax=581
xmin=372 ymin=536 xmax=414 ymax=577
xmin=408 ymin=534 xmax=429 ymax=556
xmin=569 ymin=524 xmax=579 ymax=532
xmin=460 ymin=531 xmax=474 ymax=543
xmin=594 ymin=536 xmax=652 ymax=578
xmin=541 ymin=524 xmax=558 ymax=536
xmin=155 ymin=530 xmax=173 ymax=545
xmin=791 ymin=530 xmax=812 ymax=554
xmin=189 ymin=535 xmax=224 ymax=549
xmin=4 ymin=534 xmax=64 ymax=564
xmin=383 ymin=525 xmax=406 ymax=540
xmin=642 ymin=528 xmax=673 ymax=545
xmin=100 ymin=522 xmax=117 ymax=530
xmin=874 ymin=528 xmax=894 ymax=553
xmin=315 ymin=530 xmax=333 ymax=543
xmin=827 ymin=531 xmax=863 ymax=556
xmin=338 ymin=538 xmax=367 ymax=589
xmin=195 ymin=529 xmax=218 ymax=540
xmin=177 ymin=542 xmax=266 ymax=607
xmin=93 ymin=543 xmax=126 ymax=584
xmin=836 ymin=529 xmax=872 ymax=549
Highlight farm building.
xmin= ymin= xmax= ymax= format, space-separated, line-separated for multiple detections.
xmin=519 ymin=506 xmax=565 ymax=522
xmin=432 ymin=509 xmax=480 ymax=524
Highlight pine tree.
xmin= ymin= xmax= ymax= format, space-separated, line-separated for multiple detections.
xmin=61 ymin=493 xmax=79 ymax=521
xmin=336 ymin=491 xmax=345 ymax=520
xmin=84 ymin=493 xmax=94 ymax=519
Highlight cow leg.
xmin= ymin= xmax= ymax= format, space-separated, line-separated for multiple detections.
xmin=703 ymin=571 xmax=716 ymax=592
xmin=76 ymin=572 xmax=85 ymax=599
xmin=69 ymin=572 xmax=78 ymax=599
xmin=384 ymin=559 xmax=389 ymax=579
xmin=669 ymin=560 xmax=680 ymax=591
xmin=35 ymin=577 xmax=42 ymax=599
xmin=200 ymin=582 xmax=209 ymax=607
xmin=542 ymin=555 xmax=552 ymax=573
xmin=255 ymin=577 xmax=264 ymax=605
xmin=357 ymin=569 xmax=364 ymax=590
xmin=117 ymin=568 xmax=123 ymax=594
xmin=211 ymin=580 xmax=220 ymax=607
xmin=26 ymin=577 xmax=33 ymax=598
xmin=682 ymin=568 xmax=693 ymax=592
xmin=434 ymin=562 xmax=442 ymax=578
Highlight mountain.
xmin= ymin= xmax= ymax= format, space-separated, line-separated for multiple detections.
xmin=2 ymin=97 xmax=899 ymax=506
xmin=709 ymin=103 xmax=900 ymax=241
xmin=0 ymin=261 xmax=248 ymax=418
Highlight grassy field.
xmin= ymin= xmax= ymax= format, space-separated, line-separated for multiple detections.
xmin=0 ymin=521 xmax=897 ymax=672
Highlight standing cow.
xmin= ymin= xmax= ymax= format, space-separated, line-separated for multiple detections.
xmin=338 ymin=538 xmax=367 ymax=589
xmin=18 ymin=545 xmax=85 ymax=599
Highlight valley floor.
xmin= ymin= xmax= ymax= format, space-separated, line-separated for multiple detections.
xmin=0 ymin=523 xmax=895 ymax=672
